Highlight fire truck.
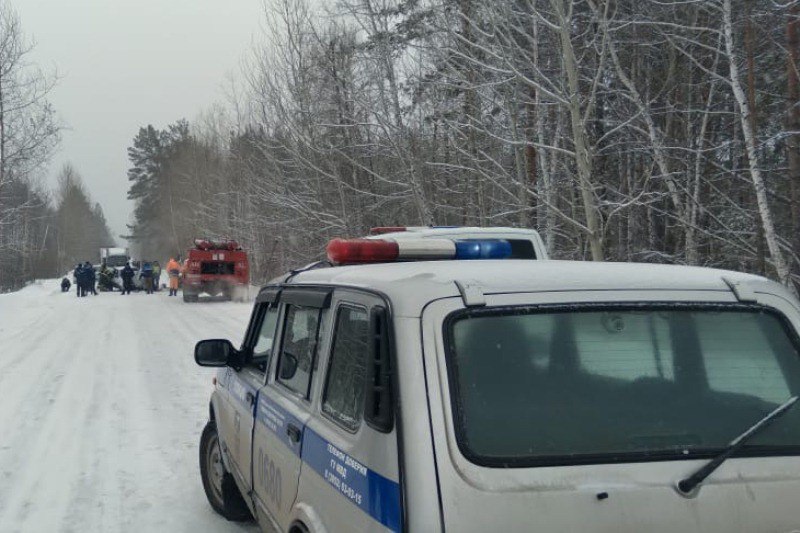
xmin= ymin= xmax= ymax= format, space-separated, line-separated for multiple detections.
xmin=182 ymin=239 xmax=249 ymax=302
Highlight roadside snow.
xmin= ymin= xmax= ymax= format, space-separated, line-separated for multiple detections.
xmin=0 ymin=280 xmax=259 ymax=532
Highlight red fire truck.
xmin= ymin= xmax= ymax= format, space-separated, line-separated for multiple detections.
xmin=182 ymin=239 xmax=249 ymax=302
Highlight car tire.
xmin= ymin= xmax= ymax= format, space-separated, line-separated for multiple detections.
xmin=199 ymin=421 xmax=253 ymax=522
xmin=183 ymin=292 xmax=198 ymax=303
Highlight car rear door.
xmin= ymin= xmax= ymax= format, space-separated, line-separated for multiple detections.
xmin=422 ymin=290 xmax=800 ymax=532
xmin=297 ymin=289 xmax=402 ymax=532
xmin=252 ymin=287 xmax=332 ymax=530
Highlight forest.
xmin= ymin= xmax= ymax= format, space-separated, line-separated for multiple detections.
xmin=124 ymin=0 xmax=800 ymax=289
xmin=4 ymin=0 xmax=800 ymax=291
xmin=0 ymin=3 xmax=113 ymax=290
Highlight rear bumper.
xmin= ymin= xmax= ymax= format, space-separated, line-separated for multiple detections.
xmin=183 ymin=274 xmax=247 ymax=293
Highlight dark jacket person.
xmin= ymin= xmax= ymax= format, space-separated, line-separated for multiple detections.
xmin=120 ymin=263 xmax=135 ymax=295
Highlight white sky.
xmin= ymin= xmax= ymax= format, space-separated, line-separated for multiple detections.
xmin=15 ymin=0 xmax=265 ymax=244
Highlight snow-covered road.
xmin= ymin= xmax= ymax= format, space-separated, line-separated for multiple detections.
xmin=0 ymin=279 xmax=260 ymax=532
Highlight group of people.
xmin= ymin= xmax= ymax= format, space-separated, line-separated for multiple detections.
xmin=134 ymin=260 xmax=160 ymax=295
xmin=63 ymin=262 xmax=98 ymax=297
xmin=119 ymin=258 xmax=182 ymax=296
xmin=119 ymin=260 xmax=161 ymax=295
xmin=62 ymin=257 xmax=183 ymax=297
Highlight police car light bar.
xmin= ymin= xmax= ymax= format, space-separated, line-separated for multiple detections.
xmin=327 ymin=238 xmax=512 ymax=264
xmin=368 ymin=225 xmax=463 ymax=235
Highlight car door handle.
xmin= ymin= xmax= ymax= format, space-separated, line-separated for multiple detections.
xmin=245 ymin=392 xmax=255 ymax=406
xmin=287 ymin=423 xmax=302 ymax=444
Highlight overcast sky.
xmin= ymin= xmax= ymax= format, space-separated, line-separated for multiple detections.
xmin=16 ymin=0 xmax=264 ymax=244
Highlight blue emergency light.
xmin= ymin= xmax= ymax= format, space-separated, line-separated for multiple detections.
xmin=454 ymin=239 xmax=512 ymax=260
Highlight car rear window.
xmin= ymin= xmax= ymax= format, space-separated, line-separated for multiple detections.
xmin=200 ymin=262 xmax=235 ymax=275
xmin=106 ymin=256 xmax=128 ymax=268
xmin=506 ymin=239 xmax=535 ymax=259
xmin=445 ymin=304 xmax=800 ymax=467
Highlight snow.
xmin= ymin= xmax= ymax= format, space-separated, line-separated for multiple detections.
xmin=0 ymin=279 xmax=259 ymax=532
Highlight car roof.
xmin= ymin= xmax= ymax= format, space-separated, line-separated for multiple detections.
xmin=279 ymin=260 xmax=787 ymax=316
xmin=367 ymin=226 xmax=541 ymax=239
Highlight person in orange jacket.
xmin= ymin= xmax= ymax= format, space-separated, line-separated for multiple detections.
xmin=166 ymin=257 xmax=182 ymax=297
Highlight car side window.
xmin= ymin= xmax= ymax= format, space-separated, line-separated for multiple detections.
xmin=322 ymin=305 xmax=369 ymax=431
xmin=276 ymin=304 xmax=322 ymax=398
xmin=250 ymin=305 xmax=279 ymax=373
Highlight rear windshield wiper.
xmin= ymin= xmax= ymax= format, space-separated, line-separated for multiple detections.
xmin=677 ymin=395 xmax=799 ymax=496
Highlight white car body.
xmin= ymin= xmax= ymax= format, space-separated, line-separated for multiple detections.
xmin=200 ymin=259 xmax=800 ymax=532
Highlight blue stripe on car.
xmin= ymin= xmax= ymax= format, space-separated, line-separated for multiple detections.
xmin=256 ymin=395 xmax=304 ymax=455
xmin=225 ymin=372 xmax=259 ymax=415
xmin=258 ymin=395 xmax=401 ymax=531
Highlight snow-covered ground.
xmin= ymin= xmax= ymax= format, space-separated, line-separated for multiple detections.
xmin=0 ymin=279 xmax=260 ymax=532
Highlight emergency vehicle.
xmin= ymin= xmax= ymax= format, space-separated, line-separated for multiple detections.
xmin=194 ymin=228 xmax=800 ymax=532
xmin=183 ymin=239 xmax=250 ymax=302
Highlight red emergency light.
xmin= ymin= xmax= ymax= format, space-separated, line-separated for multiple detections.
xmin=194 ymin=239 xmax=241 ymax=251
xmin=327 ymin=238 xmax=399 ymax=263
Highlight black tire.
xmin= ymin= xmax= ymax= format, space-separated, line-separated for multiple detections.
xmin=199 ymin=421 xmax=253 ymax=522
xmin=183 ymin=292 xmax=198 ymax=303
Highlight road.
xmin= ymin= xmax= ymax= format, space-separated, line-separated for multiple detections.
xmin=0 ymin=279 xmax=260 ymax=533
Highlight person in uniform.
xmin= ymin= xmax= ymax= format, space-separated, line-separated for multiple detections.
xmin=153 ymin=261 xmax=162 ymax=291
xmin=120 ymin=262 xmax=135 ymax=295
xmin=166 ymin=257 xmax=182 ymax=297
xmin=74 ymin=264 xmax=84 ymax=297
xmin=140 ymin=261 xmax=154 ymax=295
xmin=84 ymin=262 xmax=98 ymax=296
xmin=98 ymin=261 xmax=118 ymax=291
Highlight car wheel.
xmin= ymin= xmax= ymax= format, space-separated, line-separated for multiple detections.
xmin=199 ymin=421 xmax=253 ymax=522
xmin=183 ymin=292 xmax=197 ymax=303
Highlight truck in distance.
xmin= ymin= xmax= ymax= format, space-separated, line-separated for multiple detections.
xmin=99 ymin=247 xmax=130 ymax=269
xmin=182 ymin=239 xmax=249 ymax=302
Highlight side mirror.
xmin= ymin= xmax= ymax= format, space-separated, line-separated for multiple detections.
xmin=279 ymin=352 xmax=299 ymax=380
xmin=195 ymin=339 xmax=235 ymax=367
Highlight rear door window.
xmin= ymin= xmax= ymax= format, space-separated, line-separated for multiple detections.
xmin=322 ymin=305 xmax=369 ymax=431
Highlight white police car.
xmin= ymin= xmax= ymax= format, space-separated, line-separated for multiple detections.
xmin=195 ymin=230 xmax=800 ymax=532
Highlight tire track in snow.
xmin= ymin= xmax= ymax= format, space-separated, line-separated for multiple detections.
xmin=0 ymin=286 xmax=256 ymax=533
xmin=0 ymin=294 xmax=108 ymax=531
xmin=0 ymin=291 xmax=90 ymax=519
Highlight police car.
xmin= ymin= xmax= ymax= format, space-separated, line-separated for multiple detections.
xmin=195 ymin=228 xmax=800 ymax=532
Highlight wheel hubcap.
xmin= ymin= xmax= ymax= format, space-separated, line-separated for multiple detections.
xmin=207 ymin=433 xmax=224 ymax=501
